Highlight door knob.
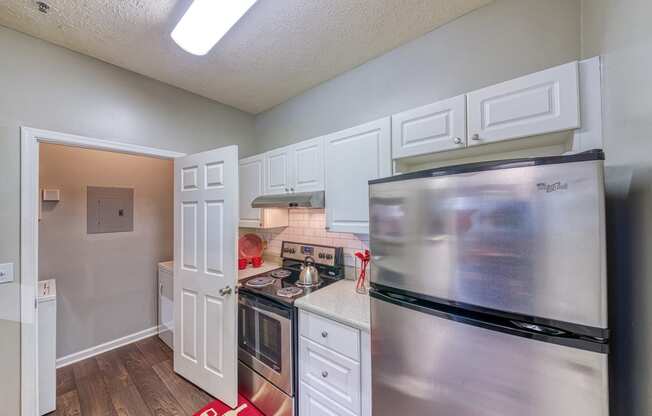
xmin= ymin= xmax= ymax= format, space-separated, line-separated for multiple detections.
xmin=219 ymin=286 xmax=233 ymax=296
xmin=453 ymin=137 xmax=462 ymax=145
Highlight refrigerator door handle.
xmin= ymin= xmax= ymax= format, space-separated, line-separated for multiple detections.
xmin=370 ymin=288 xmax=609 ymax=354
xmin=510 ymin=320 xmax=567 ymax=336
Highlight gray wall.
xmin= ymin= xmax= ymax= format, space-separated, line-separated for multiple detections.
xmin=0 ymin=25 xmax=255 ymax=415
xmin=581 ymin=0 xmax=652 ymax=414
xmin=39 ymin=144 xmax=173 ymax=358
xmin=0 ymin=1 xmax=591 ymax=411
xmin=254 ymin=0 xmax=581 ymax=152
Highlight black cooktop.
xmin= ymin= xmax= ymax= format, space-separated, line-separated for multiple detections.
xmin=238 ymin=261 xmax=344 ymax=306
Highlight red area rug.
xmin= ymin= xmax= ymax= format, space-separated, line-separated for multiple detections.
xmin=194 ymin=394 xmax=264 ymax=416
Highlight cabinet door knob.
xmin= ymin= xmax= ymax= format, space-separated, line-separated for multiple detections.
xmin=453 ymin=137 xmax=462 ymax=145
xmin=321 ymin=371 xmax=328 ymax=378
xmin=471 ymin=134 xmax=481 ymax=141
xmin=160 ymin=284 xmax=163 ymax=296
xmin=284 ymin=187 xmax=289 ymax=192
xmin=290 ymin=187 xmax=295 ymax=192
xmin=321 ymin=331 xmax=328 ymax=338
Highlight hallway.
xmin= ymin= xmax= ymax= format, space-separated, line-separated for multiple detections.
xmin=51 ymin=337 xmax=214 ymax=415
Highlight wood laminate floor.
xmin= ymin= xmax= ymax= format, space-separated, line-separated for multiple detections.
xmin=49 ymin=336 xmax=216 ymax=416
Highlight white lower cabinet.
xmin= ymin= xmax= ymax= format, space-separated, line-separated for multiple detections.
xmin=300 ymin=337 xmax=361 ymax=413
xmin=158 ymin=262 xmax=174 ymax=350
xmin=38 ymin=280 xmax=57 ymax=416
xmin=300 ymin=382 xmax=357 ymax=416
xmin=299 ymin=310 xmax=371 ymax=416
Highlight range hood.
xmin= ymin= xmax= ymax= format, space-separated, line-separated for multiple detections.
xmin=251 ymin=191 xmax=325 ymax=209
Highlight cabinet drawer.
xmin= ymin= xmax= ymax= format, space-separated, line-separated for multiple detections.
xmin=300 ymin=337 xmax=361 ymax=414
xmin=300 ymin=381 xmax=357 ymax=416
xmin=300 ymin=311 xmax=360 ymax=360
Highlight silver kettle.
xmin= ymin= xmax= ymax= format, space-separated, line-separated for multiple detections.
xmin=298 ymin=256 xmax=320 ymax=287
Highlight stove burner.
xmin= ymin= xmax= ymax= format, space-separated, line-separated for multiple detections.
xmin=270 ymin=269 xmax=292 ymax=278
xmin=276 ymin=286 xmax=303 ymax=298
xmin=246 ymin=276 xmax=275 ymax=288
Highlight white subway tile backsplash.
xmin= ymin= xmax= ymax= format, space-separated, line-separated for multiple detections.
xmin=240 ymin=209 xmax=368 ymax=260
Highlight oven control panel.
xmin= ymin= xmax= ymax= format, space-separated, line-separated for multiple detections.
xmin=281 ymin=242 xmax=341 ymax=267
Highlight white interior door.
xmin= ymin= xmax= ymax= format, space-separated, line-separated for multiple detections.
xmin=174 ymin=145 xmax=239 ymax=407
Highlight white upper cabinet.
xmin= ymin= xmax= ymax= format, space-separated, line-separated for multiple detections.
xmin=239 ymin=155 xmax=264 ymax=227
xmin=264 ymin=138 xmax=325 ymax=195
xmin=392 ymin=94 xmax=467 ymax=159
xmin=292 ymin=137 xmax=325 ymax=193
xmin=240 ymin=154 xmax=289 ymax=228
xmin=324 ymin=118 xmax=391 ymax=234
xmin=467 ymin=61 xmax=580 ymax=146
xmin=264 ymin=145 xmax=293 ymax=194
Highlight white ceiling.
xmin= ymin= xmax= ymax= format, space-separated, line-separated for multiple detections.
xmin=0 ymin=0 xmax=491 ymax=114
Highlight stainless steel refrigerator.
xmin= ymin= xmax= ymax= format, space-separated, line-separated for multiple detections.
xmin=368 ymin=150 xmax=609 ymax=416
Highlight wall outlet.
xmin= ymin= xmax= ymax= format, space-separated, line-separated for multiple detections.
xmin=0 ymin=263 xmax=14 ymax=284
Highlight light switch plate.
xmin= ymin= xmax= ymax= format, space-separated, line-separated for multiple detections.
xmin=0 ymin=263 xmax=14 ymax=284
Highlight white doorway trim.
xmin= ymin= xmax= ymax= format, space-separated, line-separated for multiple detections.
xmin=20 ymin=126 xmax=185 ymax=416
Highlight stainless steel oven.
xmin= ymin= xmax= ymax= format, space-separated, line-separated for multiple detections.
xmin=238 ymin=290 xmax=294 ymax=397
xmin=237 ymin=242 xmax=345 ymax=416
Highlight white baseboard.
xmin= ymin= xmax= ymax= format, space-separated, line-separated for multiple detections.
xmin=56 ymin=326 xmax=158 ymax=369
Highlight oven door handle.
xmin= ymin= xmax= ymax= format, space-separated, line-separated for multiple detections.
xmin=239 ymin=297 xmax=292 ymax=325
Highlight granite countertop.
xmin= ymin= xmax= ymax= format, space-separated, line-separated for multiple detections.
xmin=237 ymin=262 xmax=281 ymax=280
xmin=295 ymin=279 xmax=370 ymax=332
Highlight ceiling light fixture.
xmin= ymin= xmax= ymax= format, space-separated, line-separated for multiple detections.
xmin=171 ymin=0 xmax=257 ymax=56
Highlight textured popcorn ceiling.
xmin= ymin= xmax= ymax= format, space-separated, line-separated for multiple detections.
xmin=0 ymin=0 xmax=491 ymax=113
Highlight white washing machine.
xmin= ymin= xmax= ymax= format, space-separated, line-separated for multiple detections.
xmin=158 ymin=261 xmax=174 ymax=349
xmin=38 ymin=279 xmax=56 ymax=415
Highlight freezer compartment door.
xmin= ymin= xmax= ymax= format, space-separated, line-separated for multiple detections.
xmin=371 ymin=296 xmax=609 ymax=416
xmin=370 ymin=158 xmax=607 ymax=329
